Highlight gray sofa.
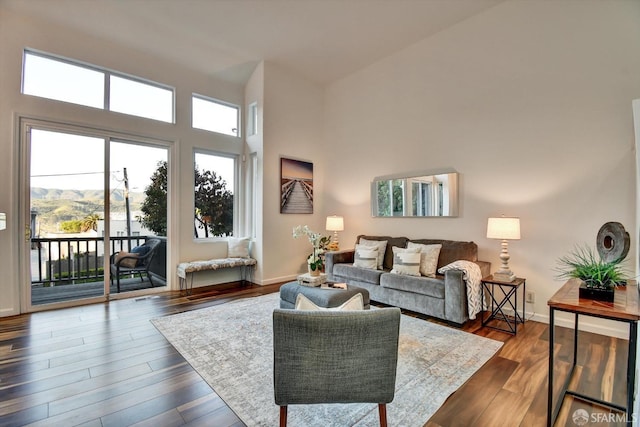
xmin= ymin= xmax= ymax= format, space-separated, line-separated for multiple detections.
xmin=325 ymin=235 xmax=490 ymax=325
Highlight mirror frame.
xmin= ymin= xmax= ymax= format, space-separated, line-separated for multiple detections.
xmin=371 ymin=170 xmax=459 ymax=217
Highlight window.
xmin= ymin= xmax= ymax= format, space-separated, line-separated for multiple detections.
xmin=109 ymin=75 xmax=173 ymax=122
xmin=194 ymin=151 xmax=236 ymax=239
xmin=192 ymin=94 xmax=240 ymax=137
xmin=375 ymin=179 xmax=404 ymax=216
xmin=23 ymin=52 xmax=104 ymax=108
xmin=412 ymin=182 xmax=432 ymax=217
xmin=22 ymin=50 xmax=175 ymax=123
xmin=250 ymin=152 xmax=258 ymax=239
xmin=248 ymin=102 xmax=258 ymax=136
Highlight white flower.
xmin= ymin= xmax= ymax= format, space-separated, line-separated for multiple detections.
xmin=293 ymin=225 xmax=329 ymax=268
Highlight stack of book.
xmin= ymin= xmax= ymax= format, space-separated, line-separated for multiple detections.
xmin=297 ymin=272 xmax=327 ymax=287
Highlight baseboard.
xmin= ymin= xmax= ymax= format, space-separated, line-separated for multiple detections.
xmin=261 ymin=275 xmax=297 ymax=286
xmin=0 ymin=307 xmax=19 ymax=317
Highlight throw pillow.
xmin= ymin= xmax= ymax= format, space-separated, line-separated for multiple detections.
xmin=131 ymin=245 xmax=151 ymax=266
xmin=353 ymin=244 xmax=379 ymax=270
xmin=407 ymin=242 xmax=442 ymax=277
xmin=390 ymin=246 xmax=421 ymax=276
xmin=228 ymin=237 xmax=250 ymax=258
xmin=294 ymin=293 xmax=364 ymax=311
xmin=358 ymin=238 xmax=387 ymax=270
xmin=115 ymin=251 xmax=138 ymax=268
xmin=131 ymin=245 xmax=151 ymax=256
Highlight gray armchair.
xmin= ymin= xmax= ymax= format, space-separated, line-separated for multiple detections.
xmin=273 ymin=307 xmax=401 ymax=427
xmin=110 ymin=237 xmax=162 ymax=292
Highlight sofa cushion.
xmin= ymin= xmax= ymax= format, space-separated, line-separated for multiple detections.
xmin=354 ymin=245 xmax=379 ymax=270
xmin=407 ymin=242 xmax=442 ymax=277
xmin=131 ymin=245 xmax=150 ymax=266
xmin=358 ymin=238 xmax=388 ymax=270
xmin=357 ymin=235 xmax=409 ymax=270
xmin=410 ymin=239 xmax=478 ymax=270
xmin=333 ymin=263 xmax=383 ymax=285
xmin=380 ymin=273 xmax=445 ymax=299
xmin=390 ymin=246 xmax=421 ymax=276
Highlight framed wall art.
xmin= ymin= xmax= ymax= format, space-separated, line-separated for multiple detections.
xmin=280 ymin=157 xmax=313 ymax=214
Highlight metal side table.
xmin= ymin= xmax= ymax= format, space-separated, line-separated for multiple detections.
xmin=481 ymin=275 xmax=526 ymax=335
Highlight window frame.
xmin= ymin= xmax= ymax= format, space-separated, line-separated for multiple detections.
xmin=248 ymin=102 xmax=258 ymax=136
xmin=191 ymin=93 xmax=241 ymax=138
xmin=193 ymin=149 xmax=239 ymax=240
xmin=108 ymin=74 xmax=175 ymax=123
xmin=22 ymin=48 xmax=176 ymax=123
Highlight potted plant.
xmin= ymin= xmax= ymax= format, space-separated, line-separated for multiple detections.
xmin=555 ymin=245 xmax=628 ymax=302
xmin=292 ymin=225 xmax=331 ymax=276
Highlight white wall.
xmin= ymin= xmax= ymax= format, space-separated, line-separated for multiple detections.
xmin=0 ymin=9 xmax=247 ymax=315
xmin=261 ymin=62 xmax=326 ymax=283
xmin=243 ymin=61 xmax=326 ymax=285
xmin=324 ymin=0 xmax=640 ymax=336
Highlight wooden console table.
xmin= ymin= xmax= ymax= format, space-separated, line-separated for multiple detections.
xmin=547 ymin=278 xmax=640 ymax=426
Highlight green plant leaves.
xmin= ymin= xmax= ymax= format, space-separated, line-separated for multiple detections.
xmin=555 ymin=244 xmax=627 ymax=289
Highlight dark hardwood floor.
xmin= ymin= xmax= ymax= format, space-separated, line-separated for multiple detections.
xmin=0 ymin=283 xmax=631 ymax=426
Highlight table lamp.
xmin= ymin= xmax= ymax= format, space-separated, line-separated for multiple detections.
xmin=325 ymin=215 xmax=344 ymax=250
xmin=487 ymin=216 xmax=520 ymax=282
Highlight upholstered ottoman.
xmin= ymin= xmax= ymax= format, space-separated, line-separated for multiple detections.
xmin=279 ymin=282 xmax=370 ymax=309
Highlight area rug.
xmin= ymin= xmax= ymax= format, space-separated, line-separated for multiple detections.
xmin=151 ymin=293 xmax=502 ymax=426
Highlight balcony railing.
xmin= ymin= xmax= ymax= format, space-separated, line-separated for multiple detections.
xmin=31 ymin=235 xmax=150 ymax=287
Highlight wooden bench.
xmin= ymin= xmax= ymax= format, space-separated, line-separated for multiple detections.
xmin=177 ymin=257 xmax=257 ymax=294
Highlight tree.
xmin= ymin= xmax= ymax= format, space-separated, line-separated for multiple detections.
xmin=139 ymin=161 xmax=168 ymax=236
xmin=376 ymin=181 xmax=391 ymax=216
xmin=194 ymin=169 xmax=234 ymax=237
xmin=375 ymin=180 xmax=404 ymax=216
xmin=81 ymin=214 xmax=101 ymax=232
xmin=138 ymin=161 xmax=234 ymax=238
xmin=60 ymin=219 xmax=82 ymax=233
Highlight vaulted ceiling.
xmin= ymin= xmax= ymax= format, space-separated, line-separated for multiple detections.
xmin=3 ymin=0 xmax=503 ymax=85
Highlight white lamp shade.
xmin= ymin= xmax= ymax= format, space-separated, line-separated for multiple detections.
xmin=487 ymin=217 xmax=520 ymax=240
xmin=0 ymin=213 xmax=5 ymax=230
xmin=325 ymin=215 xmax=344 ymax=232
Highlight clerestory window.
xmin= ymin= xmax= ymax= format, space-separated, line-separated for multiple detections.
xmin=22 ymin=49 xmax=175 ymax=123
xmin=192 ymin=94 xmax=240 ymax=137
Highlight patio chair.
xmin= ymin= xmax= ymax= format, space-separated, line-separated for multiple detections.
xmin=110 ymin=238 xmax=162 ymax=292
xmin=273 ymin=307 xmax=401 ymax=427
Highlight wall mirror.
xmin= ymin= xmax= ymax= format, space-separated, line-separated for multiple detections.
xmin=371 ymin=171 xmax=459 ymax=217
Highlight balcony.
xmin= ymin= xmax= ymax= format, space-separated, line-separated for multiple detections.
xmin=31 ymin=235 xmax=166 ymax=305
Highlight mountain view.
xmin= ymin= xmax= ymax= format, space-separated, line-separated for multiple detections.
xmin=31 ymin=188 xmax=145 ymax=234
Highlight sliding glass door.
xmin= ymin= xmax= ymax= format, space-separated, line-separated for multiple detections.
xmin=25 ymin=124 xmax=169 ymax=309
xmin=109 ymin=141 xmax=168 ymax=294
xmin=29 ymin=129 xmax=106 ymax=306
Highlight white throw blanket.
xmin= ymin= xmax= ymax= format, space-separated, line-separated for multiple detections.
xmin=438 ymin=260 xmax=484 ymax=320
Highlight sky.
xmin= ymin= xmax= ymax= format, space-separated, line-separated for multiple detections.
xmin=30 ymin=130 xmax=168 ymax=193
xmin=25 ymin=52 xmax=236 ymax=194
xmin=281 ymin=158 xmax=313 ymax=180
xmin=31 ymin=129 xmax=235 ymax=194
